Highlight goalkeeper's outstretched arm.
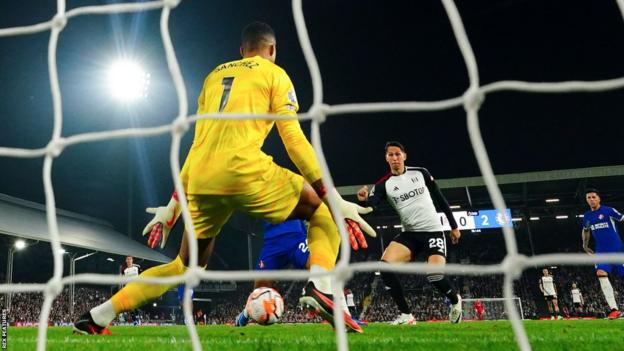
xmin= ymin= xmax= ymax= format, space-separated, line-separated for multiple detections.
xmin=276 ymin=119 xmax=376 ymax=247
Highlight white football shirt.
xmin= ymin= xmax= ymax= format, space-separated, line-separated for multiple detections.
xmin=541 ymin=276 xmax=556 ymax=296
xmin=571 ymin=288 xmax=582 ymax=303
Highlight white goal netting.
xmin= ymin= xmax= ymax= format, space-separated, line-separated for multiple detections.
xmin=1 ymin=0 xmax=624 ymax=350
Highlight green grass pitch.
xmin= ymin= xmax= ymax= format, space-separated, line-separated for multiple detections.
xmin=7 ymin=320 xmax=623 ymax=351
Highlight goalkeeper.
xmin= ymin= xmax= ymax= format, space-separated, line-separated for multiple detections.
xmin=73 ymin=21 xmax=374 ymax=335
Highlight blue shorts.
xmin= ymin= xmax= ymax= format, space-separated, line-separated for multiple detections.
xmin=177 ymin=285 xmax=194 ymax=301
xmin=595 ymin=263 xmax=624 ymax=276
xmin=595 ymin=248 xmax=624 ymax=277
xmin=257 ymin=235 xmax=308 ymax=270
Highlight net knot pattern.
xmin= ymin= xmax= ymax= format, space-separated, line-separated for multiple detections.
xmin=1 ymin=1 xmax=624 ymax=350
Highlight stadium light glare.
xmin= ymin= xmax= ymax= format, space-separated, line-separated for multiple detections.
xmin=450 ymin=205 xmax=461 ymax=209
xmin=153 ymin=302 xmax=157 ymax=307
xmin=107 ymin=257 xmax=115 ymax=262
xmin=529 ymin=217 xmax=540 ymax=221
xmin=555 ymin=215 xmax=569 ymax=219
xmin=511 ymin=217 xmax=522 ymax=222
xmin=545 ymin=198 xmax=560 ymax=203
xmin=576 ymin=214 xmax=584 ymax=218
xmin=106 ymin=60 xmax=150 ymax=102
xmin=14 ymin=240 xmax=26 ymax=250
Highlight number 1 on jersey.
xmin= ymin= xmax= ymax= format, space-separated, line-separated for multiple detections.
xmin=218 ymin=77 xmax=235 ymax=112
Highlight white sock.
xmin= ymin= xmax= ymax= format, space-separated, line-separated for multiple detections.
xmin=599 ymin=276 xmax=618 ymax=310
xmin=309 ymin=265 xmax=332 ymax=294
xmin=338 ymin=294 xmax=351 ymax=316
xmin=90 ymin=300 xmax=117 ymax=327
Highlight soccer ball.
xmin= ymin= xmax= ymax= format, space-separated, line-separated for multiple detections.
xmin=245 ymin=287 xmax=284 ymax=325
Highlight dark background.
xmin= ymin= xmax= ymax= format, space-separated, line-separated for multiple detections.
xmin=0 ymin=0 xmax=623 ymax=280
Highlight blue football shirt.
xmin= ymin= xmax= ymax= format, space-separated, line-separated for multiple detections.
xmin=583 ymin=205 xmax=624 ymax=252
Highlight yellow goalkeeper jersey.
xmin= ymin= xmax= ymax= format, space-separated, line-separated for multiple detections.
xmin=181 ymin=56 xmax=321 ymax=195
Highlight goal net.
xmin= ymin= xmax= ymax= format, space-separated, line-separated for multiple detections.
xmin=462 ymin=298 xmax=524 ymax=321
xmin=1 ymin=1 xmax=624 ymax=351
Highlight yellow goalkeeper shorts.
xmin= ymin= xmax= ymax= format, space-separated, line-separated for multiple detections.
xmin=186 ymin=163 xmax=304 ymax=239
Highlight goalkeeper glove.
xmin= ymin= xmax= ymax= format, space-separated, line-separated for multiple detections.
xmin=322 ymin=188 xmax=376 ymax=250
xmin=142 ymin=192 xmax=182 ymax=249
xmin=346 ymin=218 xmax=368 ymax=251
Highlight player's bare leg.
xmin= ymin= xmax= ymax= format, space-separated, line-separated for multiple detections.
xmin=254 ymin=280 xmax=274 ymax=288
xmin=551 ymin=298 xmax=563 ymax=319
xmin=178 ymin=230 xmax=216 ymax=267
xmin=288 ymin=181 xmax=322 ymax=219
xmin=380 ymin=242 xmax=416 ymax=325
xmin=382 ymin=241 xmax=412 ymax=263
xmin=74 ymin=231 xmax=214 ymax=335
xmin=546 ymin=300 xmax=555 ymax=319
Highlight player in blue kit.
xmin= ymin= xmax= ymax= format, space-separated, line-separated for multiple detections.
xmin=581 ymin=188 xmax=624 ymax=319
xmin=176 ymin=284 xmax=195 ymax=324
xmin=235 ymin=219 xmax=309 ymax=326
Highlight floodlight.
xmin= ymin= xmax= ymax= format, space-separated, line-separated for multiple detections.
xmin=107 ymin=60 xmax=150 ymax=102
xmin=14 ymin=240 xmax=26 ymax=250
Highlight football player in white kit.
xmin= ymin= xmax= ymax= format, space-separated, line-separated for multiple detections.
xmin=570 ymin=283 xmax=584 ymax=317
xmin=120 ymin=256 xmax=142 ymax=325
xmin=357 ymin=141 xmax=462 ymax=325
xmin=539 ymin=269 xmax=562 ymax=320
xmin=120 ymin=256 xmax=141 ymax=278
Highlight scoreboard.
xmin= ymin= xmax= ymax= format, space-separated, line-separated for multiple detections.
xmin=438 ymin=209 xmax=512 ymax=231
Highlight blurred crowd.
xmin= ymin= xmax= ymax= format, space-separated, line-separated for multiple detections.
xmin=1 ymin=287 xmax=108 ymax=325
xmin=2 ymin=266 xmax=622 ymax=324
xmin=0 ymin=287 xmax=178 ymax=325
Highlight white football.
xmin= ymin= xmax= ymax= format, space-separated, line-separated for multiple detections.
xmin=245 ymin=287 xmax=284 ymax=325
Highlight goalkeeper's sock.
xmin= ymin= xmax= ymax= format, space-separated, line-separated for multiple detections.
xmin=90 ymin=300 xmax=116 ymax=328
xmin=427 ymin=274 xmax=459 ymax=305
xmin=308 ymin=203 xmax=340 ymax=271
xmin=599 ymin=276 xmax=618 ymax=310
xmin=109 ymin=255 xmax=187 ymax=317
xmin=338 ymin=293 xmax=351 ymax=316
xmin=309 ymin=265 xmax=332 ymax=295
xmin=305 ymin=266 xmax=350 ymax=314
xmin=380 ymin=267 xmax=410 ymax=314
